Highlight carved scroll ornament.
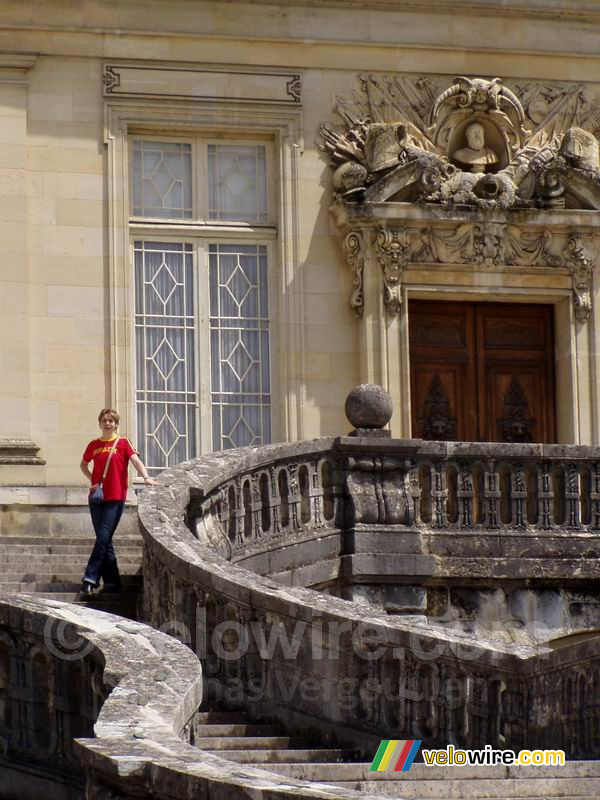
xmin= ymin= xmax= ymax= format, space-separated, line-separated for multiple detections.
xmin=342 ymin=229 xmax=365 ymax=317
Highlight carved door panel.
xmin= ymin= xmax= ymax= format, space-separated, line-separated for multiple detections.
xmin=476 ymin=304 xmax=555 ymax=443
xmin=409 ymin=301 xmax=555 ymax=443
xmin=409 ymin=303 xmax=478 ymax=441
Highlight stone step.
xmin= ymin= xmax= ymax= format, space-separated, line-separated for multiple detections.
xmin=0 ymin=543 xmax=142 ymax=554
xmin=331 ymin=777 xmax=600 ymax=798
xmin=0 ymin=554 xmax=142 ymax=567
xmin=0 ymin=568 xmax=142 ymax=579
xmin=194 ymin=710 xmax=251 ymax=725
xmin=195 ymin=736 xmax=302 ymax=750
xmin=0 ymin=535 xmax=142 ymax=545
xmin=26 ymin=590 xmax=140 ymax=603
xmin=207 ymin=749 xmax=351 ymax=764
xmin=0 ymin=576 xmax=142 ymax=591
xmin=261 ymin=762 xmax=600 ymax=798
xmin=194 ymin=723 xmax=282 ymax=737
xmin=263 ymin=762 xmax=600 ymax=782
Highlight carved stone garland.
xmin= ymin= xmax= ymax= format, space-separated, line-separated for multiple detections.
xmin=359 ymin=222 xmax=597 ymax=321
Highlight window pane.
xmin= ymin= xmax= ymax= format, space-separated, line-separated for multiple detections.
xmin=209 ymin=244 xmax=271 ymax=450
xmin=132 ymin=141 xmax=192 ymax=219
xmin=134 ymin=241 xmax=197 ymax=473
xmin=208 ymin=145 xmax=267 ymax=222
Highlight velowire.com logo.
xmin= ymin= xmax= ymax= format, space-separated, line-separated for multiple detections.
xmin=370 ymin=739 xmax=422 ymax=772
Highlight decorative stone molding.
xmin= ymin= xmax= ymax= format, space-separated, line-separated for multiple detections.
xmin=322 ymin=73 xmax=600 ymax=323
xmin=373 ymin=227 xmax=408 ymax=315
xmin=103 ymin=63 xmax=302 ymax=105
xmin=341 ymin=229 xmax=365 ymax=317
xmin=321 ymin=73 xmax=600 ymax=210
xmin=563 ymin=233 xmax=595 ymax=321
xmin=334 ymin=212 xmax=599 ymax=322
xmin=0 ymin=52 xmax=38 ymax=85
xmin=0 ymin=439 xmax=45 ymax=465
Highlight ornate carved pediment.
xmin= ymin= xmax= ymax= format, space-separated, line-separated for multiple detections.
xmin=320 ymin=74 xmax=600 ymax=210
xmin=321 ymin=74 xmax=600 ymax=321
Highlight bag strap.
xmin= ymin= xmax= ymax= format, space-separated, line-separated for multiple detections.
xmin=99 ymin=436 xmax=120 ymax=486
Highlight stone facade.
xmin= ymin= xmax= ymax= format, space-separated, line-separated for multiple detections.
xmin=3 ymin=1 xmax=600 ymax=507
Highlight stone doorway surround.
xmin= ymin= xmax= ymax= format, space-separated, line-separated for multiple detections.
xmin=322 ymin=73 xmax=600 ymax=444
xmin=332 ymin=201 xmax=594 ymax=444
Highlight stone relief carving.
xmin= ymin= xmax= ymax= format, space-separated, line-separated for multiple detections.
xmin=373 ymin=227 xmax=408 ymax=314
xmin=321 ymin=73 xmax=600 ymax=319
xmin=321 ymin=74 xmax=600 ymax=211
xmin=372 ymin=222 xmax=597 ymax=320
xmin=563 ymin=233 xmax=594 ymax=321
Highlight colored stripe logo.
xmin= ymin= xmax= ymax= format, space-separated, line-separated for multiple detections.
xmin=370 ymin=739 xmax=422 ymax=772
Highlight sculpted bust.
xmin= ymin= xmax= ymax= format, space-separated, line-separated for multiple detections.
xmin=452 ymin=122 xmax=499 ymax=173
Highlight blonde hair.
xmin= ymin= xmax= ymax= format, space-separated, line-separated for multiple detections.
xmin=98 ymin=408 xmax=120 ymax=426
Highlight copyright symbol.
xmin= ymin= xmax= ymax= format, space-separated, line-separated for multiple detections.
xmin=43 ymin=617 xmax=94 ymax=662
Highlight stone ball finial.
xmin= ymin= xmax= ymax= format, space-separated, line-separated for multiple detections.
xmin=345 ymin=383 xmax=393 ymax=433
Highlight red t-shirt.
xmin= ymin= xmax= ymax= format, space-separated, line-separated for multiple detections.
xmin=82 ymin=437 xmax=137 ymax=502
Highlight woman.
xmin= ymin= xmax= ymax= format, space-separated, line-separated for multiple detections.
xmin=79 ymin=408 xmax=156 ymax=597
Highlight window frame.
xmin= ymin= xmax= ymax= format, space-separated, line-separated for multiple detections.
xmin=105 ymin=100 xmax=304 ymax=463
xmin=128 ymin=134 xmax=276 ymax=227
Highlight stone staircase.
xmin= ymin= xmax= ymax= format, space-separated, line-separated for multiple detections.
xmin=0 ymin=532 xmax=143 ymax=619
xmin=192 ymin=708 xmax=600 ymax=798
xmin=3 ymin=523 xmax=598 ymax=799
xmin=265 ymin=760 xmax=600 ymax=798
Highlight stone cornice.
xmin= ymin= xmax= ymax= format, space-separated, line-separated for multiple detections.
xmin=218 ymin=0 xmax=600 ymax=22
xmin=0 ymin=439 xmax=45 ymax=465
xmin=0 ymin=51 xmax=38 ymax=84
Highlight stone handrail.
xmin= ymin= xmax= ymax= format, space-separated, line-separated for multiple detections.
xmin=138 ymin=436 xmax=600 ymax=758
xmin=0 ymin=594 xmax=391 ymax=799
xmin=190 ymin=439 xmax=600 ymax=566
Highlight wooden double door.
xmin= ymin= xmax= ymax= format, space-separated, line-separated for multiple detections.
xmin=409 ymin=301 xmax=555 ymax=443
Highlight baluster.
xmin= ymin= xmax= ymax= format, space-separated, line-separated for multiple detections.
xmin=537 ymin=462 xmax=554 ymax=530
xmin=483 ymin=461 xmax=501 ymax=529
xmin=457 ymin=465 xmax=474 ymax=528
xmin=591 ymin=463 xmax=600 ymax=530
xmin=310 ymin=462 xmax=325 ymax=527
xmin=565 ymin=463 xmax=581 ymax=530
xmin=510 ymin=463 xmax=527 ymax=529
xmin=234 ymin=477 xmax=245 ymax=546
xmin=409 ymin=463 xmax=422 ymax=525
xmin=250 ymin=473 xmax=263 ymax=540
xmin=287 ymin=462 xmax=302 ymax=530
xmin=269 ymin=466 xmax=282 ymax=535
xmin=431 ymin=463 xmax=449 ymax=529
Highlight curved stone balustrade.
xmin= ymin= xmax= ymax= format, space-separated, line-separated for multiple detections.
xmin=138 ymin=437 xmax=600 ymax=759
xmin=0 ymin=593 xmax=388 ymax=800
xmin=192 ymin=439 xmax=600 ymax=555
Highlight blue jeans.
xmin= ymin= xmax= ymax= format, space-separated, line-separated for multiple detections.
xmin=83 ymin=500 xmax=124 ymax=587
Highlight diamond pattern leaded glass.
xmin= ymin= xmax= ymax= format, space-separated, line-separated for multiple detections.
xmin=209 ymin=244 xmax=271 ymax=450
xmin=134 ymin=241 xmax=197 ymax=473
xmin=132 ymin=141 xmax=192 ymax=219
xmin=208 ymin=145 xmax=267 ymax=223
